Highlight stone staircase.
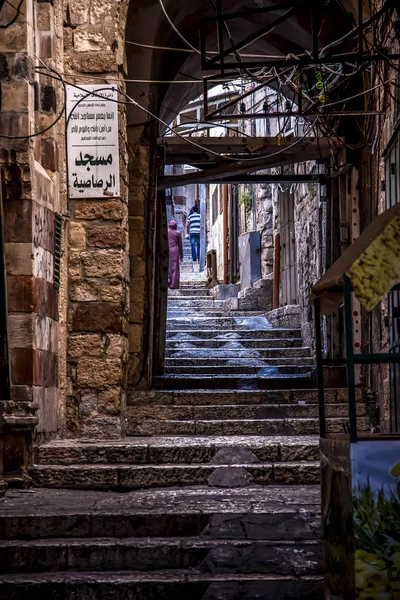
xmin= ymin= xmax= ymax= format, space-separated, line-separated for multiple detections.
xmin=0 ymin=279 xmax=367 ymax=598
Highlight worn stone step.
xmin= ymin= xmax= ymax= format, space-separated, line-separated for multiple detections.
xmin=166 ymin=347 xmax=311 ymax=358
xmin=30 ymin=461 xmax=321 ymax=489
xmin=165 ymin=357 xmax=314 ymax=367
xmin=164 ymin=365 xmax=313 ymax=375
xmin=127 ymin=388 xmax=360 ymax=406
xmin=169 ymin=289 xmax=210 ymax=297
xmin=37 ymin=436 xmax=320 ymax=466
xmin=0 ymin=571 xmax=323 ymax=599
xmin=127 ymin=403 xmax=365 ymax=423
xmin=0 ymin=537 xmax=322 ymax=575
xmin=167 ymin=298 xmax=221 ymax=306
xmin=153 ymin=374 xmax=313 ymax=390
xmin=166 ymin=338 xmax=304 ymax=349
xmin=166 ymin=329 xmax=302 ymax=339
xmin=168 ymin=295 xmax=212 ymax=302
xmin=0 ymin=486 xmax=320 ymax=540
xmin=127 ymin=416 xmax=367 ymax=436
xmin=166 ymin=317 xmax=272 ymax=329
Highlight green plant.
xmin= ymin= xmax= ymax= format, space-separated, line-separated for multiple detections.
xmin=238 ymin=188 xmax=253 ymax=214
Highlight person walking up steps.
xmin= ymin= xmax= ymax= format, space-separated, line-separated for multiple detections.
xmin=168 ymin=220 xmax=183 ymax=289
xmin=187 ymin=204 xmax=201 ymax=262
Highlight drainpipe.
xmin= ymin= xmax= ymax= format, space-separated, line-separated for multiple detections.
xmin=273 ymin=233 xmax=280 ymax=309
xmin=222 ymin=183 xmax=229 ymax=284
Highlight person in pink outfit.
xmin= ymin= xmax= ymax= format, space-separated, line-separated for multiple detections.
xmin=168 ymin=220 xmax=183 ymax=289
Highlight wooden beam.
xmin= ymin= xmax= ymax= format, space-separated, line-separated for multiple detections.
xmin=157 ymin=144 xmax=333 ymax=189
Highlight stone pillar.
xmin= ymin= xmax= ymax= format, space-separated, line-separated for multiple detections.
xmin=63 ymin=0 xmax=130 ymax=438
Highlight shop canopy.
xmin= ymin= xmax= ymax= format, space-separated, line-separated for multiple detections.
xmin=310 ymin=202 xmax=400 ymax=315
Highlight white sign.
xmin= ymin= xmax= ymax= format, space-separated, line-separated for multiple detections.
xmin=66 ymin=84 xmax=120 ymax=198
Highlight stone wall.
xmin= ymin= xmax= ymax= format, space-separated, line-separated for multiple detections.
xmin=292 ymin=167 xmax=323 ymax=349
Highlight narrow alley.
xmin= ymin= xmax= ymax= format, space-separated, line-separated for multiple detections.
xmin=1 ymin=0 xmax=400 ymax=598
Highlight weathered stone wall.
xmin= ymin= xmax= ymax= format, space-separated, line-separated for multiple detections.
xmin=0 ymin=0 xmax=64 ymax=449
xmin=292 ymin=167 xmax=323 ymax=349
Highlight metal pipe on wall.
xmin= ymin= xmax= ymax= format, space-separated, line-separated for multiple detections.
xmin=222 ymin=183 xmax=229 ymax=284
xmin=273 ymin=233 xmax=280 ymax=309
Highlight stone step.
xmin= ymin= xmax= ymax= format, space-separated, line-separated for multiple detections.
xmin=30 ymin=461 xmax=321 ymax=489
xmin=163 ymin=365 xmax=313 ymax=375
xmin=165 ymin=357 xmax=314 ymax=367
xmin=153 ymin=374 xmax=313 ymax=390
xmin=168 ymin=295 xmax=211 ymax=302
xmin=168 ymin=289 xmax=210 ymax=297
xmin=166 ymin=338 xmax=304 ymax=349
xmin=0 ymin=486 xmax=321 ymax=540
xmin=126 ymin=416 xmax=367 ymax=436
xmin=0 ymin=571 xmax=323 ymax=599
xmin=36 ymin=436 xmax=320 ymax=466
xmin=166 ymin=329 xmax=302 ymax=339
xmin=166 ymin=317 xmax=273 ymax=330
xmin=0 ymin=537 xmax=322 ymax=576
xmin=167 ymin=310 xmax=266 ymax=318
xmin=127 ymin=403 xmax=365 ymax=423
xmin=127 ymin=388 xmax=360 ymax=406
xmin=166 ymin=347 xmax=311 ymax=358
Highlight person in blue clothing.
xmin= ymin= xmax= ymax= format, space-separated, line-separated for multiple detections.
xmin=187 ymin=204 xmax=201 ymax=262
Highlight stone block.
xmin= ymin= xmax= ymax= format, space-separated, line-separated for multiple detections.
xmin=38 ymin=31 xmax=55 ymax=59
xmin=73 ymin=25 xmax=113 ymax=52
xmin=5 ymin=243 xmax=32 ymax=276
xmin=100 ymin=284 xmax=124 ymax=303
xmin=208 ymin=467 xmax=254 ymax=488
xmin=130 ymin=257 xmax=145 ymax=278
xmin=0 ymin=81 xmax=29 ymax=112
xmin=70 ymin=280 xmax=99 ymax=302
xmin=7 ymin=275 xmax=33 ymax=312
xmin=128 ymin=324 xmax=142 ymax=353
xmin=68 ymin=334 xmax=103 ymax=358
xmin=76 ymin=358 xmax=121 ymax=388
xmin=35 ymin=387 xmax=58 ymax=433
xmin=68 ymin=52 xmax=118 ymax=73
xmin=69 ymin=222 xmax=86 ymax=249
xmin=10 ymin=348 xmax=34 ymax=385
xmin=67 ymin=0 xmax=89 ymax=26
xmin=0 ymin=23 xmax=27 ymax=53
xmin=33 ymin=278 xmax=58 ymax=320
xmin=87 ymin=227 xmax=125 ymax=248
xmin=97 ymin=387 xmax=121 ymax=415
xmin=40 ymin=138 xmax=58 ymax=171
xmin=129 ymin=230 xmax=144 ymax=256
xmin=130 ymin=301 xmax=144 ymax=322
xmin=68 ymin=250 xmax=81 ymax=280
xmin=79 ymin=392 xmax=97 ymax=417
xmin=73 ymin=200 xmax=123 ymax=221
xmin=105 ymin=334 xmax=124 ymax=358
xmin=72 ymin=302 xmax=123 ymax=332
xmin=81 ymin=416 xmax=121 ymax=439
xmin=81 ymin=249 xmax=124 ymax=279
xmin=4 ymin=200 xmax=32 ymax=243
xmin=33 ymin=350 xmax=57 ymax=387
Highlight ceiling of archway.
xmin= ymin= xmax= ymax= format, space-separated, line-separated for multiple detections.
xmin=125 ymin=0 xmax=362 ymax=127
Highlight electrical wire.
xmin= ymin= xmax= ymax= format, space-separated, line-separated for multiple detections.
xmin=0 ymin=0 xmax=23 ymax=28
xmin=157 ymin=0 xmax=200 ymax=54
xmin=126 ymin=40 xmax=284 ymax=59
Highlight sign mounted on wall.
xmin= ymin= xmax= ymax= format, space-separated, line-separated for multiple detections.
xmin=66 ymin=84 xmax=120 ymax=198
